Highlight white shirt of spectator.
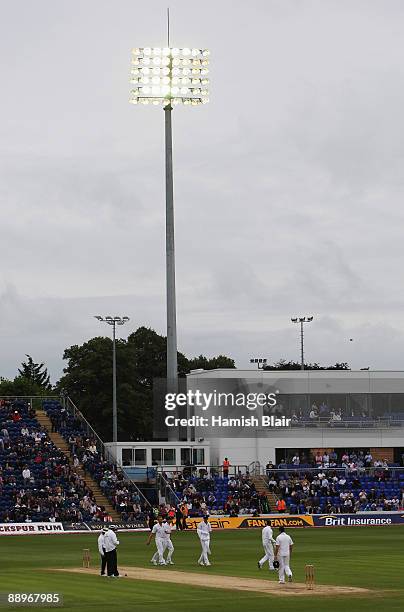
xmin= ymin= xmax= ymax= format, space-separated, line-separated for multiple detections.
xmin=152 ymin=523 xmax=167 ymax=541
xmin=197 ymin=520 xmax=212 ymax=541
xmin=275 ymin=532 xmax=294 ymax=555
xmin=103 ymin=529 xmax=119 ymax=552
xmin=22 ymin=468 xmax=31 ymax=480
xmin=262 ymin=525 xmax=275 ymax=545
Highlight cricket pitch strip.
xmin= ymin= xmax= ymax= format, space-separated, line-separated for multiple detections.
xmin=54 ymin=566 xmax=372 ymax=597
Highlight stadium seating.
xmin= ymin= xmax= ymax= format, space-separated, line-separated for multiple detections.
xmin=269 ymin=469 xmax=403 ymax=514
xmin=164 ymin=471 xmax=263 ymax=516
xmin=42 ymin=400 xmax=148 ymax=522
xmin=5 ymin=399 xmax=397 ymax=521
xmin=0 ymin=400 xmax=98 ymax=522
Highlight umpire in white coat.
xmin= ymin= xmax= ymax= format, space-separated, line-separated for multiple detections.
xmin=98 ymin=526 xmax=108 ymax=576
xmin=103 ymin=525 xmax=120 ymax=577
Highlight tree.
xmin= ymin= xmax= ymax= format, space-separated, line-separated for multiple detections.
xmin=0 ymin=375 xmax=47 ymax=397
xmin=263 ymin=359 xmax=350 ymax=371
xmin=18 ymin=355 xmax=52 ymax=390
xmin=56 ymin=336 xmax=123 ymax=441
xmin=187 ymin=354 xmax=236 ymax=371
xmin=56 ymin=327 xmax=235 ymax=442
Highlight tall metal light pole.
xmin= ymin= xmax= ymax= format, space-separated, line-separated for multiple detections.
xmin=94 ymin=316 xmax=130 ymax=442
xmin=130 ymin=33 xmax=209 ymax=393
xmin=291 ymin=316 xmax=313 ymax=370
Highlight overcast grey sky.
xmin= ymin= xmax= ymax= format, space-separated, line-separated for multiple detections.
xmin=1 ymin=0 xmax=404 ymax=382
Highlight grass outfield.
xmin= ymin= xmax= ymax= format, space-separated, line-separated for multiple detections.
xmin=1 ymin=526 xmax=403 ymax=611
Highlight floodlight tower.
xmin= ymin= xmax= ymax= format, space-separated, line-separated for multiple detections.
xmin=94 ymin=315 xmax=130 ymax=442
xmin=291 ymin=316 xmax=314 ymax=370
xmin=130 ymin=27 xmax=209 ymax=394
xmin=250 ymin=358 xmax=268 ymax=370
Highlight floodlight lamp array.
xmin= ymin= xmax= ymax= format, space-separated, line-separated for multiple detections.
xmin=130 ymin=47 xmax=210 ymax=106
xmin=95 ymin=316 xmax=130 ymax=326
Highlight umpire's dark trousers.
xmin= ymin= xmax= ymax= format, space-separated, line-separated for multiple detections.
xmin=101 ymin=547 xmax=107 ymax=575
xmin=106 ymin=548 xmax=119 ymax=577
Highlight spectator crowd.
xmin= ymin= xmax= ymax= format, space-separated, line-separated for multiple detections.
xmin=265 ymin=449 xmax=404 ymax=514
xmin=163 ymin=470 xmax=270 ymax=517
xmin=44 ymin=401 xmax=149 ymax=523
xmin=2 ymin=398 xmax=403 ymax=523
xmin=0 ymin=400 xmax=102 ymax=523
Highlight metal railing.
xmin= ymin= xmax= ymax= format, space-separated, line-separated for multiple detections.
xmin=262 ymin=466 xmax=404 ymax=477
xmin=157 ymin=466 xmax=280 ymax=513
xmin=0 ymin=394 xmax=60 ymax=408
xmin=157 ymin=472 xmax=181 ymax=507
xmin=248 ymin=461 xmax=261 ymax=476
xmin=156 ymin=464 xmax=251 ymax=479
xmin=65 ymin=397 xmax=110 ymax=460
xmin=290 ymin=416 xmax=404 ymax=428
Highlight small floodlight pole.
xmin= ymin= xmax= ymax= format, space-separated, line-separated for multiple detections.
xmin=94 ymin=316 xmax=130 ymax=442
xmin=291 ymin=316 xmax=313 ymax=370
xmin=129 ymin=18 xmax=210 ymax=395
xmin=112 ymin=321 xmax=117 ymax=439
xmin=250 ymin=358 xmax=268 ymax=370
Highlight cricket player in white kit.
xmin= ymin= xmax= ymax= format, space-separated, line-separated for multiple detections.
xmin=258 ymin=524 xmax=276 ymax=570
xmin=147 ymin=516 xmax=166 ymax=565
xmin=197 ymin=515 xmax=212 ymax=566
xmin=161 ymin=518 xmax=175 ymax=565
xmin=274 ymin=526 xmax=294 ymax=584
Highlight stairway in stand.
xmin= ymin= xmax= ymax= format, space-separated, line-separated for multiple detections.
xmin=35 ymin=409 xmax=121 ymax=521
xmin=252 ymin=475 xmax=279 ymax=512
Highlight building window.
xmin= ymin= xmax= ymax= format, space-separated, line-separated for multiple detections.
xmin=134 ymin=448 xmax=147 ymax=465
xmin=152 ymin=448 xmax=162 ymax=465
xmin=193 ymin=448 xmax=205 ymax=465
xmin=389 ymin=394 xmax=404 ymax=415
xmin=371 ymin=394 xmax=389 ymax=417
xmin=163 ymin=448 xmax=176 ymax=465
xmin=181 ymin=448 xmax=191 ymax=465
xmin=122 ymin=448 xmax=133 ymax=466
xmin=349 ymin=394 xmax=369 ymax=417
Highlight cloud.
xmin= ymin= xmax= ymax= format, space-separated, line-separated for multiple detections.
xmin=1 ymin=0 xmax=404 ymax=378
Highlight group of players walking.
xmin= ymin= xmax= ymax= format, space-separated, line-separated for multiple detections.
xmin=146 ymin=515 xmax=293 ymax=582
xmin=98 ymin=517 xmax=293 ymax=584
xmin=147 ymin=514 xmax=213 ymax=566
xmin=258 ymin=525 xmax=294 ymax=584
